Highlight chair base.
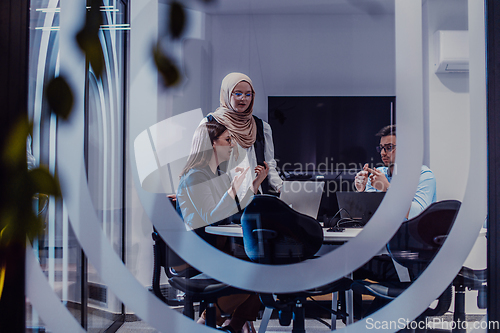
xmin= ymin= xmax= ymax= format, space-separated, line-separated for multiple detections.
xmin=257 ymin=278 xmax=352 ymax=332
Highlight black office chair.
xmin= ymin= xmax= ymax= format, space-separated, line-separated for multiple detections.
xmin=151 ymin=198 xmax=251 ymax=328
xmin=352 ymin=200 xmax=461 ymax=331
xmin=452 ymin=266 xmax=486 ymax=333
xmin=241 ymin=194 xmax=353 ymax=333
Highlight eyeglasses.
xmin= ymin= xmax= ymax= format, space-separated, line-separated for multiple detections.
xmin=232 ymin=92 xmax=253 ymax=99
xmin=376 ymin=144 xmax=396 ymax=153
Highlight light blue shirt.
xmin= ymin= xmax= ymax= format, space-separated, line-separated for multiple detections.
xmin=365 ymin=165 xmax=437 ymax=219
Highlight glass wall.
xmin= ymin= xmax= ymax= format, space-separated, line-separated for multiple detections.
xmin=27 ymin=0 xmax=129 ymax=331
xmin=127 ymin=0 xmax=488 ymax=331
xmin=25 ymin=0 xmax=489 ymax=332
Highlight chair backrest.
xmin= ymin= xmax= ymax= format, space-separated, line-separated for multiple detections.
xmin=241 ymin=194 xmax=323 ymax=265
xmin=387 ymin=200 xmax=461 ymax=265
xmin=152 ymin=198 xmax=186 ymax=277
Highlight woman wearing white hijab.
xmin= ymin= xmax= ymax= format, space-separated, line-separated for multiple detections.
xmin=206 ymin=72 xmax=282 ymax=200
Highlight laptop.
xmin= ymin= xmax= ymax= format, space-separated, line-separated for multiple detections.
xmin=279 ymin=181 xmax=325 ymax=219
xmin=335 ymin=192 xmax=386 ymax=226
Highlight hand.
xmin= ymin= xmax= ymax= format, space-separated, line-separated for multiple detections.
xmin=228 ymin=167 xmax=250 ymax=198
xmin=252 ymin=161 xmax=269 ymax=194
xmin=354 ymin=163 xmax=370 ymax=192
xmin=166 ymin=194 xmax=177 ymax=202
xmin=366 ymin=167 xmax=390 ymax=192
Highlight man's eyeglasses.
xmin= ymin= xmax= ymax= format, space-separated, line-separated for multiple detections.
xmin=376 ymin=144 xmax=396 ymax=153
xmin=232 ymin=92 xmax=253 ymax=99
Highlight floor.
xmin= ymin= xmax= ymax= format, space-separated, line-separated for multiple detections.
xmin=116 ymin=316 xmax=343 ymax=333
xmin=116 ymin=295 xmax=345 ymax=333
xmin=115 ymin=312 xmax=487 ymax=333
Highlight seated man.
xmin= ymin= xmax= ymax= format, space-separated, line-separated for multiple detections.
xmin=352 ymin=125 xmax=437 ymax=318
xmin=354 ymin=124 xmax=436 ymax=219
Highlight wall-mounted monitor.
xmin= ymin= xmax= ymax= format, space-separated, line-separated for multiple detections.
xmin=268 ymin=96 xmax=396 ymax=173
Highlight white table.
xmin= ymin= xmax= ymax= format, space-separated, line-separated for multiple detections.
xmin=205 ymin=224 xmax=362 ymax=242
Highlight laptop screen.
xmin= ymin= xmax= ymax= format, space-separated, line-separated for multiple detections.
xmin=279 ymin=181 xmax=325 ymax=219
xmin=335 ymin=192 xmax=386 ymax=226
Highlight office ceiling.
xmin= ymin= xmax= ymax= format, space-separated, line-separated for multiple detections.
xmin=170 ymin=0 xmax=395 ymax=15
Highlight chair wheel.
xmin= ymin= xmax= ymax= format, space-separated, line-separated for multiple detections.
xmin=279 ymin=308 xmax=292 ymax=326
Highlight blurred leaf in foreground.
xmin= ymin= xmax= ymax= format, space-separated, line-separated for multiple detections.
xmin=28 ymin=168 xmax=61 ymax=197
xmin=153 ymin=42 xmax=181 ymax=87
xmin=76 ymin=0 xmax=105 ymax=77
xmin=2 ymin=120 xmax=31 ymax=168
xmin=45 ymin=76 xmax=74 ymax=120
xmin=169 ymin=2 xmax=186 ymax=39
xmin=1 ymin=118 xmax=61 ymax=246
